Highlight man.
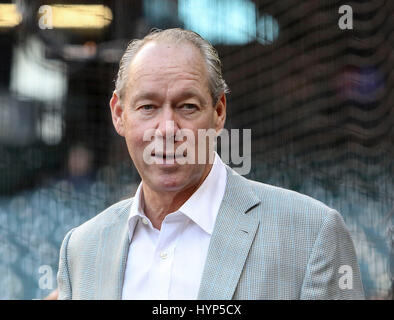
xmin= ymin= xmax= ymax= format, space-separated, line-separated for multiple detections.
xmin=57 ymin=28 xmax=364 ymax=299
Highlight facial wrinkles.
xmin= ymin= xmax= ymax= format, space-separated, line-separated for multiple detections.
xmin=125 ymin=43 xmax=211 ymax=106
xmin=129 ymin=66 xmax=210 ymax=109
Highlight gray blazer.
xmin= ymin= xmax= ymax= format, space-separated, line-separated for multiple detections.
xmin=57 ymin=165 xmax=365 ymax=299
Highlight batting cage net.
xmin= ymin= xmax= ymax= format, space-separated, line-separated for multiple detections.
xmin=0 ymin=0 xmax=392 ymax=299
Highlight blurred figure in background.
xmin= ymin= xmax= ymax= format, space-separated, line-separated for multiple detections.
xmin=66 ymin=144 xmax=94 ymax=191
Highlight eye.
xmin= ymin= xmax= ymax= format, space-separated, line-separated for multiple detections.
xmin=139 ymin=105 xmax=155 ymax=111
xmin=180 ymin=104 xmax=198 ymax=111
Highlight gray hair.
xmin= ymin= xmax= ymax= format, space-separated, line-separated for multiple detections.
xmin=114 ymin=28 xmax=230 ymax=104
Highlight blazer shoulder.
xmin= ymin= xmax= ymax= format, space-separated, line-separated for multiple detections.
xmin=245 ymin=177 xmax=334 ymax=218
xmin=240 ymin=178 xmax=347 ymax=251
xmin=66 ymin=197 xmax=133 ymax=244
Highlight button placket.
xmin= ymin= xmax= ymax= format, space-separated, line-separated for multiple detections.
xmin=148 ymin=219 xmax=173 ymax=299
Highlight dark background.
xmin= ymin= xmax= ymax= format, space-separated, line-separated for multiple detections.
xmin=0 ymin=0 xmax=392 ymax=299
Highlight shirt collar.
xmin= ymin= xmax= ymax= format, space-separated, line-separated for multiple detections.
xmin=127 ymin=182 xmax=148 ymax=241
xmin=127 ymin=152 xmax=227 ymax=239
xmin=177 ymin=152 xmax=227 ymax=235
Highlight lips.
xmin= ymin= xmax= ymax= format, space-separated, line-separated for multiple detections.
xmin=149 ymin=150 xmax=188 ymax=166
xmin=151 ymin=151 xmax=187 ymax=159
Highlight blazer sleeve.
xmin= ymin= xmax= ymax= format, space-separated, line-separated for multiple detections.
xmin=300 ymin=209 xmax=365 ymax=299
xmin=57 ymin=228 xmax=75 ymax=300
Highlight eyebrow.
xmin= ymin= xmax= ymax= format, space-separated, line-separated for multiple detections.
xmin=133 ymin=89 xmax=209 ymax=106
xmin=132 ymin=92 xmax=162 ymax=102
xmin=176 ymin=89 xmax=208 ymax=106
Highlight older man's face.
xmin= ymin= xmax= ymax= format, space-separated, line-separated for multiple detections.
xmin=111 ymin=41 xmax=226 ymax=194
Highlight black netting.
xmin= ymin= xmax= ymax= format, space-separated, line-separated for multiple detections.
xmin=0 ymin=0 xmax=392 ymax=299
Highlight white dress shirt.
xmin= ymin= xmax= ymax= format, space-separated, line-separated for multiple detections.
xmin=121 ymin=153 xmax=227 ymax=300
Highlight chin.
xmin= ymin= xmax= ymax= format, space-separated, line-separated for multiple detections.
xmin=151 ymin=170 xmax=200 ymax=193
xmin=150 ymin=181 xmax=187 ymax=194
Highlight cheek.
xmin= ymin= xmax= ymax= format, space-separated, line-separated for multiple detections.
xmin=123 ymin=125 xmax=147 ymax=154
xmin=204 ymin=109 xmax=217 ymax=128
xmin=124 ymin=115 xmax=147 ymax=141
xmin=189 ymin=111 xmax=217 ymax=130
xmin=126 ymin=132 xmax=146 ymax=152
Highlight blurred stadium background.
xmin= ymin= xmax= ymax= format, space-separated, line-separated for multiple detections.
xmin=0 ymin=0 xmax=392 ymax=299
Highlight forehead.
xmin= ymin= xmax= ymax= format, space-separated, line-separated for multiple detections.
xmin=132 ymin=40 xmax=204 ymax=67
xmin=125 ymin=41 xmax=210 ymax=96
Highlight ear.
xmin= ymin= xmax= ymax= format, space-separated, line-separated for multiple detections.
xmin=213 ymin=93 xmax=227 ymax=132
xmin=109 ymin=91 xmax=125 ymax=137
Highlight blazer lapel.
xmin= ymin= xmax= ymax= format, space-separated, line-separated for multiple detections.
xmin=198 ymin=166 xmax=261 ymax=299
xmin=94 ymin=200 xmax=131 ymax=299
xmin=90 ymin=166 xmax=260 ymax=300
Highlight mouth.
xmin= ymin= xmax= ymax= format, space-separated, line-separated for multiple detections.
xmin=149 ymin=150 xmax=189 ymax=166
xmin=151 ymin=151 xmax=187 ymax=159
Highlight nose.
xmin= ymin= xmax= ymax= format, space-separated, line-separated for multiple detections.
xmin=156 ymin=106 xmax=180 ymax=141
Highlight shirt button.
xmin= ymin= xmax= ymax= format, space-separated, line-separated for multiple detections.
xmin=160 ymin=252 xmax=168 ymax=259
xmin=142 ymin=218 xmax=149 ymax=225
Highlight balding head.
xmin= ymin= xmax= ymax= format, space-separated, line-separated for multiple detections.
xmin=114 ymin=28 xmax=229 ymax=105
